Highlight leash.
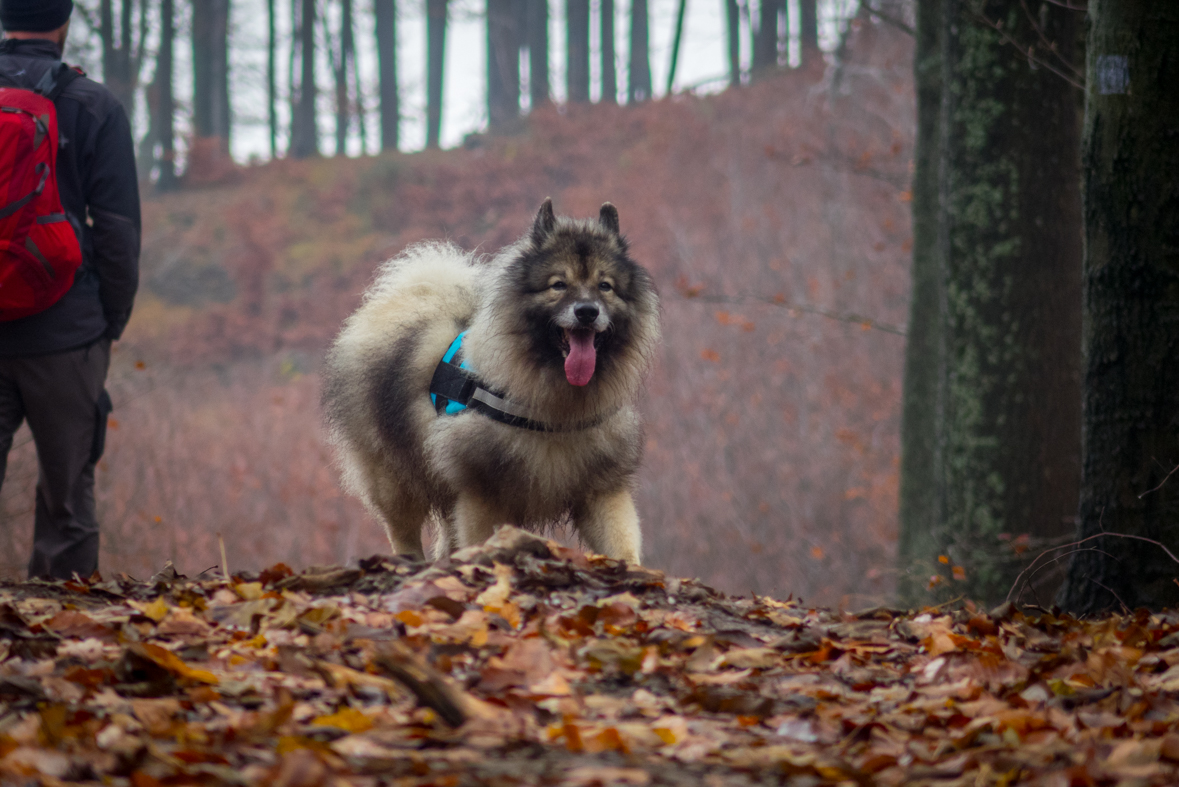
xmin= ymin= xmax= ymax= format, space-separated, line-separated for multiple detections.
xmin=428 ymin=331 xmax=613 ymax=433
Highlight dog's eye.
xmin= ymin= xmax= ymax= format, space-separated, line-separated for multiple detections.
xmin=598 ymin=282 xmax=613 ymax=292
xmin=551 ymin=281 xmax=567 ymax=291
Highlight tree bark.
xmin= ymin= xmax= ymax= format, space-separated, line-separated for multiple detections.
xmin=268 ymin=0 xmax=278 ymax=157
xmin=1058 ymin=1 xmax=1179 ymax=614
xmin=156 ymin=0 xmax=176 ymax=189
xmin=333 ymin=0 xmax=357 ymax=156
xmin=799 ymin=0 xmax=818 ymax=64
xmin=600 ymin=0 xmax=616 ymax=103
xmin=291 ymin=0 xmax=318 ymax=157
xmin=375 ymin=0 xmax=400 ymax=150
xmin=566 ymin=0 xmax=589 ymax=102
xmin=527 ymin=0 xmax=549 ymax=107
xmin=488 ymin=0 xmax=521 ymax=131
xmin=193 ymin=0 xmax=231 ymax=145
xmin=752 ymin=0 xmax=780 ymax=76
xmin=724 ymin=0 xmax=739 ymax=86
xmin=99 ymin=0 xmax=137 ymax=115
xmin=627 ymin=0 xmax=650 ymax=101
xmin=898 ymin=0 xmax=1084 ymax=605
xmin=896 ymin=0 xmax=942 ymax=604
xmin=426 ymin=0 xmax=448 ymax=148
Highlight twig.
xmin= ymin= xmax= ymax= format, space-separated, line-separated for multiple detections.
xmin=1014 ymin=548 xmax=1118 ymax=605
xmin=1018 ymin=0 xmax=1084 ymax=79
xmin=675 ymin=292 xmax=907 ymax=336
xmin=1092 ymin=578 xmax=1131 ymax=614
xmin=1006 ymin=531 xmax=1179 ymax=604
xmin=218 ymin=533 xmax=231 ymax=584
xmin=1139 ymin=463 xmax=1179 ymax=499
xmin=374 ymin=643 xmax=468 ymax=727
xmin=967 ymin=8 xmax=1085 ymax=90
xmin=864 ymin=5 xmax=914 ymax=36
xmin=1041 ymin=0 xmax=1086 ymax=9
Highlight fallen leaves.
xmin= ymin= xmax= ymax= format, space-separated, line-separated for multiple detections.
xmin=4 ymin=526 xmax=1179 ymax=784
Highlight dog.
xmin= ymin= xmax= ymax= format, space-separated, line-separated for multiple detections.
xmin=322 ymin=199 xmax=661 ymax=564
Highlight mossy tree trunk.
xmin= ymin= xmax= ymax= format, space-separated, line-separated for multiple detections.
xmin=897 ymin=0 xmax=943 ymax=604
xmin=1057 ymin=2 xmax=1179 ymax=614
xmin=898 ymin=0 xmax=1083 ymax=605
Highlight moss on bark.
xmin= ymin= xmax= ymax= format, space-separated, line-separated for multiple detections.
xmin=900 ymin=0 xmax=1082 ymax=605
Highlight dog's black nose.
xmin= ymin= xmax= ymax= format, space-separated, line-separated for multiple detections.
xmin=574 ymin=303 xmax=599 ymax=325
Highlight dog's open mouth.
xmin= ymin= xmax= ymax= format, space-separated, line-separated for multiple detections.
xmin=559 ymin=328 xmax=603 ymax=387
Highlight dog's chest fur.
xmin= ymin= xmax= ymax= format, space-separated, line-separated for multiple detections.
xmin=425 ymin=409 xmax=641 ymax=521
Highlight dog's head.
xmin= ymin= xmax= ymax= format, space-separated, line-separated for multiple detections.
xmin=503 ymin=199 xmax=658 ymax=389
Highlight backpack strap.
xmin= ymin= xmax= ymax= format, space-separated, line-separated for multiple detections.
xmin=35 ymin=62 xmax=81 ymax=102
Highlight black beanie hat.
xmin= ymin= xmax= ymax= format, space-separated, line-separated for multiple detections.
xmin=1 ymin=0 xmax=74 ymax=33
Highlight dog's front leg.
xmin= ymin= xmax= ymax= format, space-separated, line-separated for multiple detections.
xmin=453 ymin=494 xmax=504 ymax=549
xmin=574 ymin=489 xmax=642 ymax=564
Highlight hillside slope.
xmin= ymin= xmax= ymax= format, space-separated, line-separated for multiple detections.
xmin=0 ymin=15 xmax=915 ymax=606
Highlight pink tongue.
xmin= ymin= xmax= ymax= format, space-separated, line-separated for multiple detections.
xmin=565 ymin=330 xmax=597 ymax=386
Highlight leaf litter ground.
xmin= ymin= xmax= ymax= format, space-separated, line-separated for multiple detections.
xmin=2 ymin=527 xmax=1179 ymax=786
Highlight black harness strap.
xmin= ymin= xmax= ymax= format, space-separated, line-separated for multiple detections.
xmin=428 ymin=357 xmax=614 ymax=433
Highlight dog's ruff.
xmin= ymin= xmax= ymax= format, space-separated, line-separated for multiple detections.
xmin=322 ymin=199 xmax=661 ymax=564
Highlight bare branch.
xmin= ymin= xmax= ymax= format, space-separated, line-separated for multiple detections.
xmin=864 ymin=5 xmax=914 ymax=37
xmin=674 ymin=292 xmax=907 ymax=337
xmin=1139 ymin=463 xmax=1179 ymax=499
xmin=1006 ymin=531 xmax=1179 ymax=604
xmin=967 ymin=7 xmax=1085 ymax=90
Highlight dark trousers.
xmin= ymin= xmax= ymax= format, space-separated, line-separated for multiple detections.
xmin=0 ymin=339 xmax=111 ymax=579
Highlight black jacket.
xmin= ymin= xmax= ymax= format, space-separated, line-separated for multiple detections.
xmin=0 ymin=38 xmax=140 ymax=356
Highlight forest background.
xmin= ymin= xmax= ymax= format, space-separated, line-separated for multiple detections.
xmin=1 ymin=0 xmax=923 ymax=608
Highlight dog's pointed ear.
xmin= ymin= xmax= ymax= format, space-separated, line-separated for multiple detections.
xmin=532 ymin=198 xmax=556 ymax=243
xmin=599 ymin=202 xmax=620 ymax=235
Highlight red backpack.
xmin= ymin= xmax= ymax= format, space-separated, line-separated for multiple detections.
xmin=0 ymin=65 xmax=83 ymax=321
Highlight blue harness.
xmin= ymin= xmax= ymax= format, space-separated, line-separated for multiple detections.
xmin=427 ymin=331 xmax=613 ymax=432
xmin=430 ymin=331 xmax=474 ymax=415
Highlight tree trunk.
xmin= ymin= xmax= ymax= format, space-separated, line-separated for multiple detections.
xmin=268 ymin=0 xmax=278 ymax=157
xmin=799 ymin=0 xmax=818 ymax=64
xmin=334 ymin=0 xmax=356 ymax=156
xmin=426 ymin=0 xmax=448 ymax=148
xmin=527 ymin=0 xmax=549 ymax=107
xmin=752 ymin=0 xmax=780 ymax=75
xmin=902 ymin=0 xmax=1082 ymax=605
xmin=896 ymin=0 xmax=942 ymax=605
xmin=1058 ymin=2 xmax=1179 ymax=614
xmin=291 ymin=0 xmax=318 ymax=157
xmin=375 ymin=0 xmax=399 ymax=150
xmin=488 ymin=0 xmax=521 ymax=131
xmin=627 ymin=0 xmax=650 ymax=101
xmin=99 ymin=0 xmax=136 ymax=115
xmin=724 ymin=0 xmax=739 ymax=86
xmin=665 ymin=0 xmax=686 ymax=94
xmin=192 ymin=0 xmax=230 ymax=146
xmin=566 ymin=0 xmax=589 ymax=102
xmin=156 ymin=0 xmax=177 ymax=189
xmin=600 ymin=0 xmax=615 ymax=102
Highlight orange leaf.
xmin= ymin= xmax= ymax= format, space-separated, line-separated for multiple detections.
xmin=700 ymin=348 xmax=720 ymax=362
xmin=952 ymin=565 xmax=967 ymax=581
xmin=312 ymin=707 xmax=373 ymax=734
xmin=938 ymin=555 xmax=950 ymax=565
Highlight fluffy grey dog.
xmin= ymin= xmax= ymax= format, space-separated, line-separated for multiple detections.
xmin=322 ymin=199 xmax=661 ymax=563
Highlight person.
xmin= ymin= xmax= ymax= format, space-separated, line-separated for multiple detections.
xmin=0 ymin=0 xmax=140 ymax=579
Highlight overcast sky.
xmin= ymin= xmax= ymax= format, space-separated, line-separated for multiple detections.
xmin=65 ymin=0 xmax=858 ymax=164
